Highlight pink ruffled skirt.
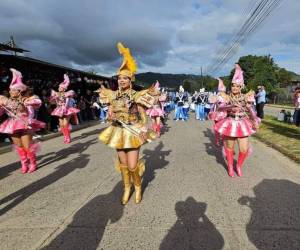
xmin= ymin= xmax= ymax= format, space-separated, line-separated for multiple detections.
xmin=51 ymin=107 xmax=80 ymax=118
xmin=214 ymin=117 xmax=256 ymax=137
xmin=0 ymin=117 xmax=45 ymax=134
xmin=208 ymin=111 xmax=227 ymax=122
xmin=146 ymin=107 xmax=164 ymax=117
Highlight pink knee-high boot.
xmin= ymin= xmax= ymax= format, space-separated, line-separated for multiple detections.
xmin=224 ymin=146 xmax=234 ymax=177
xmin=16 ymin=146 xmax=28 ymax=174
xmin=61 ymin=127 xmax=67 ymax=143
xmin=156 ymin=123 xmax=161 ymax=137
xmin=236 ymin=151 xmax=248 ymax=177
xmin=26 ymin=144 xmax=38 ymax=173
xmin=65 ymin=126 xmax=71 ymax=144
xmin=152 ymin=122 xmax=157 ymax=132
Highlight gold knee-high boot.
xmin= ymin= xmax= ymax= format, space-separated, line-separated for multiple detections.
xmin=129 ymin=161 xmax=145 ymax=204
xmin=119 ymin=163 xmax=132 ymax=205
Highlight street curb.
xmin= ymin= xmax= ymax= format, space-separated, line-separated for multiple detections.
xmin=266 ymin=104 xmax=293 ymax=110
xmin=0 ymin=120 xmax=101 ymax=155
xmin=253 ymin=134 xmax=300 ymax=164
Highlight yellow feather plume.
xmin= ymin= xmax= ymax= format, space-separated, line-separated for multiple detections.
xmin=117 ymin=42 xmax=137 ymax=77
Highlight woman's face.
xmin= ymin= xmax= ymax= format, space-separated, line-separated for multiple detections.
xmin=9 ymin=89 xmax=21 ymax=98
xmin=231 ymin=83 xmax=241 ymax=95
xmin=58 ymin=86 xmax=64 ymax=92
xmin=118 ymin=75 xmax=131 ymax=90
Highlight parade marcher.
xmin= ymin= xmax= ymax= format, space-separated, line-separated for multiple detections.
xmin=196 ymin=88 xmax=208 ymax=121
xmin=146 ymin=81 xmax=165 ymax=137
xmin=191 ymin=91 xmax=198 ymax=113
xmin=174 ymin=86 xmax=188 ymax=121
xmin=214 ymin=64 xmax=260 ymax=177
xmin=208 ymin=78 xmax=227 ymax=146
xmin=0 ymin=69 xmax=45 ymax=173
xmin=98 ymin=42 xmax=157 ymax=205
xmin=50 ymin=74 xmax=80 ymax=144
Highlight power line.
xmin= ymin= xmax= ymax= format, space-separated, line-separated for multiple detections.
xmin=206 ymin=0 xmax=284 ymax=75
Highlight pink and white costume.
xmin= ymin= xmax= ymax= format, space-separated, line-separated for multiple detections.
xmin=214 ymin=64 xmax=260 ymax=177
xmin=0 ymin=96 xmax=45 ymax=134
xmin=50 ymin=74 xmax=79 ymax=143
xmin=214 ymin=66 xmax=260 ymax=138
xmin=146 ymin=81 xmax=165 ymax=137
xmin=146 ymin=81 xmax=164 ymax=118
xmin=208 ymin=78 xmax=227 ymax=146
xmin=50 ymin=75 xmax=79 ymax=118
xmin=0 ymin=68 xmax=45 ymax=173
xmin=214 ymin=94 xmax=260 ymax=138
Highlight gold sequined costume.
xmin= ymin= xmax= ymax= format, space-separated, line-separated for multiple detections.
xmin=97 ymin=42 xmax=158 ymax=205
xmin=98 ymin=87 xmax=157 ymax=149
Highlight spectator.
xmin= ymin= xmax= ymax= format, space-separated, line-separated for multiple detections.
xmin=256 ymin=85 xmax=266 ymax=119
xmin=78 ymin=96 xmax=87 ymax=123
xmin=293 ymin=87 xmax=300 ymax=126
xmin=37 ymin=89 xmax=51 ymax=132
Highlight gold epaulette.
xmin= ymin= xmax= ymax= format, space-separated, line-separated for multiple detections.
xmin=96 ymin=87 xmax=116 ymax=104
xmin=134 ymin=87 xmax=159 ymax=108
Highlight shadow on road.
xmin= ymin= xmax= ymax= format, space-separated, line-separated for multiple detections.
xmin=0 ymin=161 xmax=22 ymax=181
xmin=38 ymin=137 xmax=98 ymax=168
xmin=203 ymin=128 xmax=227 ymax=171
xmin=142 ymin=141 xmax=171 ymax=192
xmin=238 ymin=179 xmax=300 ymax=249
xmin=0 ymin=138 xmax=95 ymax=216
xmin=42 ymin=182 xmax=124 ymax=250
xmin=160 ymin=197 xmax=224 ymax=250
xmin=72 ymin=127 xmax=105 ymax=142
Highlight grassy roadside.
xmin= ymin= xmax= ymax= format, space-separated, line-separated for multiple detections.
xmin=254 ymin=115 xmax=300 ymax=163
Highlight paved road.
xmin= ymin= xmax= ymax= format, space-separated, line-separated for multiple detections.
xmin=1 ymin=117 xmax=300 ymax=249
xmin=264 ymin=105 xmax=294 ymax=117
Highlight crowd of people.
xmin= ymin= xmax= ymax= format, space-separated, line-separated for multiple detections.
xmin=0 ymin=41 xmax=298 ymax=205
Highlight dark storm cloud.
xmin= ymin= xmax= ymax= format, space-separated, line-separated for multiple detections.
xmin=0 ymin=0 xmax=299 ymax=75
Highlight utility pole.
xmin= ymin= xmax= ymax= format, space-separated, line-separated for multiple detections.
xmin=201 ymin=67 xmax=203 ymax=88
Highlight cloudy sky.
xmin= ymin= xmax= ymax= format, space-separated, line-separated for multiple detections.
xmin=0 ymin=0 xmax=298 ymax=77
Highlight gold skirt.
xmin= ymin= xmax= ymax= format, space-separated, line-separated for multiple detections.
xmin=99 ymin=125 xmax=155 ymax=149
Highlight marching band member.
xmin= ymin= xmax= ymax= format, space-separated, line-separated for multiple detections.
xmin=50 ymin=74 xmax=80 ymax=144
xmin=174 ymin=86 xmax=188 ymax=121
xmin=214 ymin=64 xmax=260 ymax=177
xmin=0 ymin=69 xmax=45 ymax=173
xmin=98 ymin=42 xmax=156 ymax=205
xmin=197 ymin=88 xmax=209 ymax=121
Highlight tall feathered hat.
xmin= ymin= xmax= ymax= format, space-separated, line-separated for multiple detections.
xmin=179 ymin=85 xmax=184 ymax=93
xmin=9 ymin=68 xmax=27 ymax=92
xmin=59 ymin=74 xmax=70 ymax=90
xmin=117 ymin=42 xmax=137 ymax=81
xmin=217 ymin=78 xmax=226 ymax=92
xmin=154 ymin=80 xmax=160 ymax=90
xmin=232 ymin=64 xmax=244 ymax=88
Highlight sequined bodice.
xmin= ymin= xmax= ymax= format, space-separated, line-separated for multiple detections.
xmin=112 ymin=89 xmax=139 ymax=124
xmin=5 ymin=98 xmax=27 ymax=117
xmin=227 ymin=94 xmax=248 ymax=117
xmin=57 ymin=93 xmax=66 ymax=107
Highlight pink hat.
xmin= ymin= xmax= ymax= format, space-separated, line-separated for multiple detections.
xmin=59 ymin=74 xmax=70 ymax=90
xmin=9 ymin=68 xmax=27 ymax=92
xmin=154 ymin=80 xmax=160 ymax=89
xmin=232 ymin=64 xmax=244 ymax=87
xmin=217 ymin=78 xmax=226 ymax=92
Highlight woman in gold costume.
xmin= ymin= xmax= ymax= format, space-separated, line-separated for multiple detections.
xmin=98 ymin=43 xmax=156 ymax=205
